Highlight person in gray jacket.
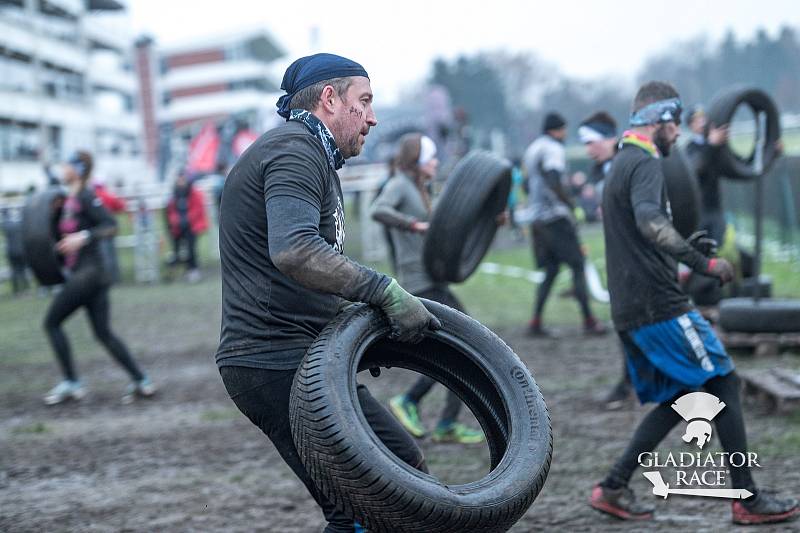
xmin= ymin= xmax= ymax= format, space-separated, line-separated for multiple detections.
xmin=371 ymin=133 xmax=483 ymax=444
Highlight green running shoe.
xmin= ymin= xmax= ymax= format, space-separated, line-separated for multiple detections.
xmin=431 ymin=422 xmax=485 ymax=444
xmin=389 ymin=395 xmax=426 ymax=438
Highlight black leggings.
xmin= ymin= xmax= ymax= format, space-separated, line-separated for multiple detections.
xmin=8 ymin=256 xmax=29 ymax=294
xmin=172 ymin=229 xmax=197 ymax=269
xmin=530 ymin=220 xmax=592 ymax=321
xmin=404 ymin=287 xmax=466 ymax=425
xmin=534 ymin=261 xmax=592 ymax=320
xmin=602 ymin=372 xmax=755 ymax=492
xmin=44 ymin=267 xmax=143 ymax=382
xmin=220 ymin=366 xmax=427 ymax=533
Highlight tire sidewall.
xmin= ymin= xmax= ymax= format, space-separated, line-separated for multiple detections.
xmin=307 ymin=301 xmax=551 ymax=509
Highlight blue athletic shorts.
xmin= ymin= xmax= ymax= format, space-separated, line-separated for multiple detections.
xmin=620 ymin=310 xmax=734 ymax=404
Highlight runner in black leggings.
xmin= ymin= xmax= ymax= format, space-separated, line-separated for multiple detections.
xmin=371 ymin=133 xmax=483 ymax=444
xmin=42 ymin=151 xmax=155 ymax=405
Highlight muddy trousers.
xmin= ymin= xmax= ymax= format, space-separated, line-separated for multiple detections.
xmin=220 ymin=366 xmax=428 ymax=533
xmin=404 ymin=286 xmax=467 ymax=425
xmin=530 ymin=219 xmax=593 ymax=322
xmin=601 ymin=372 xmax=755 ymax=492
xmin=533 ymin=261 xmax=592 ymax=320
xmin=44 ymin=267 xmax=143 ymax=382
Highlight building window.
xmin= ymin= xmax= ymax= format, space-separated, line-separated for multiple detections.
xmin=226 ymin=42 xmax=250 ymax=61
xmin=40 ymin=65 xmax=85 ymax=102
xmin=0 ymin=55 xmax=35 ymax=93
xmin=0 ymin=121 xmax=40 ymax=162
xmin=229 ymin=78 xmax=269 ymax=91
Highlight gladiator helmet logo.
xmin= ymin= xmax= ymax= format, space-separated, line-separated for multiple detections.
xmin=671 ymin=392 xmax=726 ymax=449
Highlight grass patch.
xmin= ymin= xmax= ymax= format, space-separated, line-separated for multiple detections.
xmin=12 ymin=422 xmax=50 ymax=434
xmin=451 ymin=225 xmax=610 ymax=329
xmin=750 ymin=411 xmax=800 ymax=457
xmin=0 ymin=274 xmax=221 ymax=372
xmin=1 ymin=214 xmax=798 ymax=376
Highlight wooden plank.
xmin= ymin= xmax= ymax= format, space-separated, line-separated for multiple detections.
xmin=719 ymin=330 xmax=800 ymax=352
xmin=740 ymin=369 xmax=800 ymax=413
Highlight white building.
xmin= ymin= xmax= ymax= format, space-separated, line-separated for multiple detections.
xmin=0 ymin=0 xmax=149 ymax=192
xmin=138 ymin=28 xmax=285 ymax=179
xmin=157 ymin=28 xmax=284 ymax=131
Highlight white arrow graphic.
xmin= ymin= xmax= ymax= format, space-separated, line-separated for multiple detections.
xmin=643 ymin=471 xmax=753 ymax=499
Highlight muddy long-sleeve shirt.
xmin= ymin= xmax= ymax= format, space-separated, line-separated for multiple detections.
xmin=602 ymin=143 xmax=711 ymax=331
xmin=216 ymin=120 xmax=390 ymax=370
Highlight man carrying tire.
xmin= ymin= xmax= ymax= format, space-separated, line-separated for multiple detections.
xmin=685 ymin=105 xmax=732 ymax=246
xmin=590 ymin=81 xmax=798 ymax=525
xmin=215 ymin=53 xmax=440 ymax=533
xmin=523 ymin=112 xmax=606 ymax=336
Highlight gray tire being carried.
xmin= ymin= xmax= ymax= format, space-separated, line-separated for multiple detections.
xmin=22 ymin=189 xmax=66 ymax=286
xmin=706 ymin=86 xmax=781 ymax=180
xmin=289 ymin=301 xmax=552 ymax=533
xmin=719 ymin=297 xmax=800 ymax=333
xmin=424 ymin=151 xmax=511 ymax=283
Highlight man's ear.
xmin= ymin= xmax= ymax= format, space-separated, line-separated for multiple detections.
xmin=320 ymin=85 xmax=337 ymax=113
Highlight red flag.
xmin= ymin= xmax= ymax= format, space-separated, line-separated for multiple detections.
xmin=232 ymin=129 xmax=258 ymax=157
xmin=186 ymin=122 xmax=220 ymax=174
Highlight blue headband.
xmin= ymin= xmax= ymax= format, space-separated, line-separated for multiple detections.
xmin=67 ymin=153 xmax=86 ymax=177
xmin=276 ymin=53 xmax=369 ymax=119
xmin=629 ymin=97 xmax=683 ymax=127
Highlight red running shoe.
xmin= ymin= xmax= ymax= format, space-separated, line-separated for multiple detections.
xmin=589 ymin=484 xmax=654 ymax=521
xmin=732 ymin=490 xmax=799 ymax=525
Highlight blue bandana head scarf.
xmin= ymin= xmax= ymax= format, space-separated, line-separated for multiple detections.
xmin=276 ymin=53 xmax=369 ymax=119
xmin=629 ymin=98 xmax=683 ymax=127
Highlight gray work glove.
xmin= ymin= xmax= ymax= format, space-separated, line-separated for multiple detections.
xmin=376 ymin=279 xmax=442 ymax=343
xmin=687 ymin=230 xmax=718 ymax=258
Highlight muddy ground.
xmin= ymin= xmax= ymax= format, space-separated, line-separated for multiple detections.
xmin=2 ymin=290 xmax=799 ymax=532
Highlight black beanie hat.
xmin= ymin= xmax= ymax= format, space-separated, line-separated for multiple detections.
xmin=543 ymin=112 xmax=567 ymax=133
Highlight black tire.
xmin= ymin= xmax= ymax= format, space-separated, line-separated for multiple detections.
xmin=424 ymin=151 xmax=511 ymax=283
xmin=719 ymin=298 xmax=800 ymax=333
xmin=289 ymin=301 xmax=552 ymax=533
xmin=662 ymin=146 xmax=701 ymax=238
xmin=22 ymin=189 xmax=65 ymax=286
xmin=734 ymin=276 xmax=772 ymax=299
xmin=685 ymin=273 xmax=722 ymax=306
xmin=706 ymin=86 xmax=781 ymax=179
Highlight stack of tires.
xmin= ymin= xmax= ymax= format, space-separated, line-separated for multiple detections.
xmin=704 ymin=87 xmax=800 ymax=334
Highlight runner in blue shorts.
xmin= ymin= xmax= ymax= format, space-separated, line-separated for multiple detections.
xmin=588 ymin=81 xmax=798 ymax=525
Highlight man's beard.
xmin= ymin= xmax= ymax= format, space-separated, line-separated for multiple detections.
xmin=654 ymin=124 xmax=674 ymax=157
xmin=331 ymin=119 xmax=363 ymax=159
xmin=341 ymin=133 xmax=361 ymax=158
